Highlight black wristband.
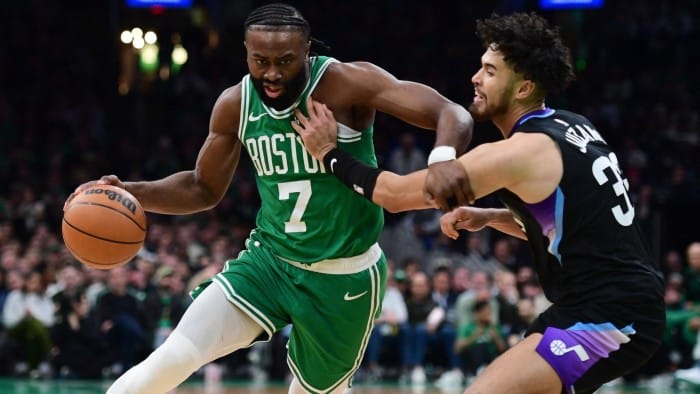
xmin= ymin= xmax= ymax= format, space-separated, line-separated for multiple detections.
xmin=323 ymin=148 xmax=382 ymax=201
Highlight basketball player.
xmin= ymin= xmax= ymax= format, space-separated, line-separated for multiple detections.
xmin=65 ymin=3 xmax=473 ymax=393
xmin=292 ymin=12 xmax=665 ymax=394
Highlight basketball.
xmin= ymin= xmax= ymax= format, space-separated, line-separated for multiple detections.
xmin=62 ymin=185 xmax=147 ymax=269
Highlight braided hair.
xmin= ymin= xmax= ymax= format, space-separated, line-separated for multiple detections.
xmin=244 ymin=3 xmax=329 ymax=52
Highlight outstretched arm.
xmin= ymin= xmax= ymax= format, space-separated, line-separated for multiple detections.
xmin=293 ymin=97 xmax=563 ymax=224
xmin=292 ymin=97 xmax=431 ymax=212
xmin=324 ymin=62 xmax=474 ymax=211
xmin=66 ymin=86 xmax=243 ymax=215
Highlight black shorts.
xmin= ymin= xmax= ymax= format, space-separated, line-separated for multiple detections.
xmin=525 ymin=301 xmax=665 ymax=394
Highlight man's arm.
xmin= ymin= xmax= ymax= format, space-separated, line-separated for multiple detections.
xmin=326 ymin=62 xmax=475 ymax=210
xmin=293 ymin=99 xmax=562 ymax=217
xmin=67 ymin=86 xmax=243 ymax=215
xmin=440 ymin=206 xmax=527 ymax=241
xmin=293 ymin=98 xmax=431 ymax=212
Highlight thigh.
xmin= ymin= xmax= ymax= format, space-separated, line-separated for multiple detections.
xmin=175 ymin=284 xmax=264 ymax=363
xmin=190 ymin=239 xmax=296 ymax=341
xmin=287 ymin=255 xmax=387 ymax=393
xmin=572 ymin=318 xmax=665 ymax=393
xmin=528 ymin=303 xmax=665 ymax=394
xmin=465 ymin=333 xmax=561 ymax=394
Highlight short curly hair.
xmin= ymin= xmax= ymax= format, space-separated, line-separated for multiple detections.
xmin=475 ymin=12 xmax=575 ymax=96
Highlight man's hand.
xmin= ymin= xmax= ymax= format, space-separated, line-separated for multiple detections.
xmin=64 ymin=175 xmax=125 ymax=211
xmin=439 ymin=206 xmax=492 ymax=239
xmin=291 ymin=96 xmax=338 ymax=161
xmin=424 ymin=160 xmax=473 ymax=211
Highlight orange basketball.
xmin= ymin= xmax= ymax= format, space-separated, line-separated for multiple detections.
xmin=62 ymin=185 xmax=147 ymax=269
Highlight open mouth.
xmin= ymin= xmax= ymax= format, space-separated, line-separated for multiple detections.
xmin=264 ymin=85 xmax=282 ymax=98
xmin=473 ymin=90 xmax=485 ymax=104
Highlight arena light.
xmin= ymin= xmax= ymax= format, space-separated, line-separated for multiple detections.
xmin=139 ymin=44 xmax=159 ymax=73
xmin=171 ymin=44 xmax=188 ymax=65
xmin=131 ymin=27 xmax=144 ymax=39
xmin=132 ymin=36 xmax=145 ymax=49
xmin=144 ymin=31 xmax=158 ymax=44
xmin=120 ymin=30 xmax=133 ymax=44
xmin=126 ymin=0 xmax=193 ymax=8
xmin=540 ymin=0 xmax=604 ymax=9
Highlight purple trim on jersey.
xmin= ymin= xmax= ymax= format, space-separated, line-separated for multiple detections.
xmin=536 ymin=323 xmax=634 ymax=393
xmin=525 ymin=191 xmax=556 ymax=237
xmin=524 ymin=187 xmax=565 ymax=264
xmin=510 ymin=107 xmax=555 ymax=135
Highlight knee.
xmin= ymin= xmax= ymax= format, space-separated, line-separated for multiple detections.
xmin=162 ymin=331 xmax=204 ymax=366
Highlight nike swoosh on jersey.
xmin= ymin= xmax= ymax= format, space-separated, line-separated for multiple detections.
xmin=343 ymin=290 xmax=368 ymax=301
xmin=248 ymin=112 xmax=268 ymax=122
xmin=330 ymin=158 xmax=338 ymax=173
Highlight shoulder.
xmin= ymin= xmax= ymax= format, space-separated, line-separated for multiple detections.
xmin=324 ymin=61 xmax=392 ymax=81
xmin=323 ymin=61 xmax=396 ymax=90
xmin=210 ymin=83 xmax=244 ymax=135
xmin=317 ymin=61 xmax=397 ymax=108
xmin=498 ymin=132 xmax=561 ymax=172
xmin=213 ymin=83 xmax=243 ymax=109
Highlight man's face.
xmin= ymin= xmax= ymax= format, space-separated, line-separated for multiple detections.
xmin=245 ymin=29 xmax=310 ymax=110
xmin=688 ymin=243 xmax=700 ymax=271
xmin=410 ymin=272 xmax=431 ymax=300
xmin=469 ymin=46 xmax=519 ymax=121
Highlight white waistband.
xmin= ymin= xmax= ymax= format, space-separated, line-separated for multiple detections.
xmin=278 ymin=243 xmax=381 ymax=275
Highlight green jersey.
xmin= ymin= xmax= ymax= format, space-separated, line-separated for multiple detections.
xmin=238 ymin=56 xmax=383 ymax=263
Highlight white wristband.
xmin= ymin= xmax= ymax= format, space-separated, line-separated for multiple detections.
xmin=427 ymin=146 xmax=456 ymax=166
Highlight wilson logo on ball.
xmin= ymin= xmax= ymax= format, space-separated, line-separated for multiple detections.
xmin=84 ymin=188 xmax=138 ymax=214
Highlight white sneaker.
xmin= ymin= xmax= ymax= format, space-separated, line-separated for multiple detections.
xmin=675 ymin=366 xmax=700 ymax=385
xmin=435 ymin=369 xmax=464 ymax=388
xmin=411 ymin=366 xmax=427 ymax=386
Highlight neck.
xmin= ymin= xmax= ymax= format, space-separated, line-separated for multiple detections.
xmin=493 ymin=102 xmax=546 ymax=138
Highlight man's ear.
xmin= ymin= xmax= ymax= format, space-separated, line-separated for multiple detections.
xmin=515 ymin=79 xmax=536 ymax=100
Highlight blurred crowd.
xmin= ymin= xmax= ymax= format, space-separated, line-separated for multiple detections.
xmin=1 ymin=0 xmax=699 ymax=387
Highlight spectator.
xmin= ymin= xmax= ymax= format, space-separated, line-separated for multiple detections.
xmin=451 ymin=266 xmax=470 ymax=295
xmin=387 ymin=132 xmax=427 ymax=176
xmin=363 ymin=263 xmax=407 ymax=382
xmin=2 ymin=271 xmax=54 ymax=377
xmin=491 ymin=238 xmax=523 ymax=274
xmin=455 ymin=270 xmax=498 ymax=330
xmin=675 ymin=242 xmax=700 ymax=383
xmin=47 ymin=264 xmax=85 ymax=304
xmin=150 ymin=266 xmax=188 ymax=348
xmin=51 ymin=288 xmax=115 ymax=378
xmin=461 ymin=233 xmax=501 ymax=274
xmin=84 ymin=267 xmax=107 ymax=307
xmin=455 ymin=300 xmax=506 ymax=378
xmin=94 ymin=267 xmax=148 ymax=374
xmin=493 ymin=270 xmax=520 ymax=336
xmin=683 ymin=242 xmax=700 ymax=306
xmin=431 ymin=266 xmax=465 ymax=387
xmin=506 ymin=297 xmax=537 ymax=348
xmin=399 ymin=270 xmax=436 ymax=385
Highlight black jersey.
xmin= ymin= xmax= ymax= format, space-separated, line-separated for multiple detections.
xmin=497 ymin=109 xmax=664 ymax=308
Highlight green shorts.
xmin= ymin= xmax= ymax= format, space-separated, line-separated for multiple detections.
xmin=190 ymin=235 xmax=387 ymax=393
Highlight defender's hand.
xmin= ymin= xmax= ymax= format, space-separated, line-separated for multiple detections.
xmin=292 ymin=96 xmax=338 ymax=161
xmin=440 ymin=206 xmax=491 ymax=239
xmin=423 ymin=160 xmax=473 ymax=211
xmin=64 ymin=175 xmax=125 ymax=211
